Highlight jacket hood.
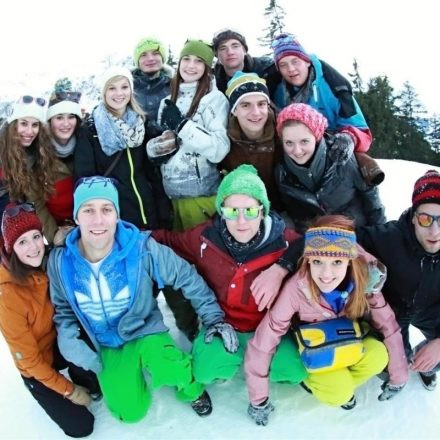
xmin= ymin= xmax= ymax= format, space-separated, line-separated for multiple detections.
xmin=228 ymin=108 xmax=276 ymax=144
xmin=65 ymin=220 xmax=147 ymax=263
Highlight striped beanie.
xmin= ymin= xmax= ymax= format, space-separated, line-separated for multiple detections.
xmin=304 ymin=227 xmax=358 ymax=259
xmin=226 ymin=71 xmax=270 ymax=113
xmin=412 ymin=170 xmax=440 ymax=209
xmin=272 ymin=33 xmax=311 ymax=67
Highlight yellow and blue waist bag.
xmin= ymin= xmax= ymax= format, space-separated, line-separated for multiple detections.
xmin=294 ymin=317 xmax=367 ymax=374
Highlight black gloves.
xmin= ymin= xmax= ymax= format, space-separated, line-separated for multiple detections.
xmin=161 ymin=99 xmax=186 ymax=132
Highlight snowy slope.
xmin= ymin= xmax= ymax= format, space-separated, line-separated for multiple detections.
xmin=1 ymin=159 xmax=439 ymax=440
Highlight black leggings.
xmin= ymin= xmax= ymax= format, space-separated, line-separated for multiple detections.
xmin=21 ymin=345 xmax=100 ymax=437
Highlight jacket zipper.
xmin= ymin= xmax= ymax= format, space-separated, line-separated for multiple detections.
xmin=126 ymin=148 xmax=147 ymax=225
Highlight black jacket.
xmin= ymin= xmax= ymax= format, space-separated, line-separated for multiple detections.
xmin=74 ymin=117 xmax=171 ymax=230
xmin=214 ymin=54 xmax=281 ymax=96
xmin=356 ymin=209 xmax=440 ymax=338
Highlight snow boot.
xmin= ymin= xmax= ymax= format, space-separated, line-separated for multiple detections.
xmin=419 ymin=372 xmax=437 ymax=391
xmin=191 ymin=391 xmax=212 ymax=417
xmin=341 ymin=395 xmax=357 ymax=410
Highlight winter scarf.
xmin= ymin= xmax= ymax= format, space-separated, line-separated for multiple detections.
xmin=282 ymin=139 xmax=327 ymax=192
xmin=51 ymin=136 xmax=76 ymax=158
xmin=219 ymin=215 xmax=275 ymax=264
xmin=280 ymin=65 xmax=316 ymax=107
xmin=321 ymin=281 xmax=354 ymax=314
xmin=93 ymin=103 xmax=145 ymax=157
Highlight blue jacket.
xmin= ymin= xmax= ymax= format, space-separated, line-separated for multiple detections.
xmin=48 ymin=220 xmax=224 ymax=373
xmin=273 ymin=55 xmax=368 ymax=133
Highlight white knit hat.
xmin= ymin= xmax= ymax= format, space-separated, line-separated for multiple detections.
xmin=99 ymin=66 xmax=134 ymax=92
xmin=46 ymin=100 xmax=82 ymax=121
xmin=7 ymin=96 xmax=46 ymax=124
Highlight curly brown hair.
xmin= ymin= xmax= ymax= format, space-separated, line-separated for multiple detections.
xmin=0 ymin=121 xmax=57 ymax=201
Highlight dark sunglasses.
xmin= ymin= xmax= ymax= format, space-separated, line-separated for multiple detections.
xmin=4 ymin=202 xmax=36 ymax=218
xmin=20 ymin=95 xmax=46 ymax=107
xmin=414 ymin=212 xmax=440 ymax=228
xmin=74 ymin=176 xmax=118 ymax=191
xmin=50 ymin=91 xmax=82 ymax=105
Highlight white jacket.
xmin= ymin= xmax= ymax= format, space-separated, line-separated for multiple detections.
xmin=155 ymin=79 xmax=230 ymax=198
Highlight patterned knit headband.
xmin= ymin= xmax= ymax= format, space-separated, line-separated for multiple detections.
xmin=304 ymin=227 xmax=358 ymax=259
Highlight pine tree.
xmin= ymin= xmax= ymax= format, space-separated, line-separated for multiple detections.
xmin=54 ymin=77 xmax=73 ymax=92
xmin=258 ymin=0 xmax=286 ymax=54
xmin=428 ymin=114 xmax=440 ymax=154
xmin=348 ymin=59 xmax=364 ymax=93
xmin=167 ymin=45 xmax=177 ymax=69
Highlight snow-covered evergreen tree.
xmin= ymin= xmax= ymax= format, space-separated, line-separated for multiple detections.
xmin=258 ymin=0 xmax=286 ymax=55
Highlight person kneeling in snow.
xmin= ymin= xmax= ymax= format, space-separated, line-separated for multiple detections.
xmin=153 ymin=165 xmax=308 ymax=392
xmin=48 ymin=176 xmax=236 ymax=422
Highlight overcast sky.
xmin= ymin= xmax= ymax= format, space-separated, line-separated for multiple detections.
xmin=2 ymin=0 xmax=438 ymax=114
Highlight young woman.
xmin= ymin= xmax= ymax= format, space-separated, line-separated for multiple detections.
xmin=74 ymin=66 xmax=171 ymax=230
xmin=244 ymin=215 xmax=408 ymax=426
xmin=147 ymin=39 xmax=230 ymax=231
xmin=0 ymin=96 xmax=59 ymax=242
xmin=46 ymin=84 xmax=83 ymax=244
xmin=0 ymin=202 xmax=98 ymax=437
xmin=275 ymin=103 xmax=385 ymax=233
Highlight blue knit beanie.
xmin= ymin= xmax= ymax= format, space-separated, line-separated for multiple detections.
xmin=73 ymin=177 xmax=120 ymax=219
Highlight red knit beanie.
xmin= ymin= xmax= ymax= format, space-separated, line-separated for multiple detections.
xmin=276 ymin=103 xmax=328 ymax=141
xmin=412 ymin=170 xmax=440 ymax=210
xmin=1 ymin=203 xmax=43 ymax=255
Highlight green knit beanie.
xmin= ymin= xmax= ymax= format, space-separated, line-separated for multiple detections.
xmin=215 ymin=165 xmax=270 ymax=216
xmin=133 ymin=37 xmax=167 ymax=66
xmin=180 ymin=39 xmax=214 ymax=67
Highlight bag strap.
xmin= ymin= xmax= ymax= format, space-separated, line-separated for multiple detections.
xmin=103 ymin=150 xmax=124 ymax=177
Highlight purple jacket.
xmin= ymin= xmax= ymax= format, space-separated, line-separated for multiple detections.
xmin=245 ymin=247 xmax=408 ymax=405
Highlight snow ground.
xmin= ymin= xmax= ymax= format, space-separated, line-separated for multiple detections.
xmin=1 ymin=159 xmax=439 ymax=440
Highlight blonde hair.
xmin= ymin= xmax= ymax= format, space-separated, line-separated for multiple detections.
xmin=298 ymin=215 xmax=370 ymax=320
xmin=102 ymin=75 xmax=145 ymax=119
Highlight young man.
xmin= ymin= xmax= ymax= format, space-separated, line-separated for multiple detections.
xmin=48 ymin=176 xmax=238 ymax=423
xmin=222 ymin=72 xmax=281 ymax=207
xmin=271 ymin=33 xmax=383 ymax=185
xmin=153 ymin=165 xmax=307 ymax=389
xmin=132 ymin=37 xmax=173 ymax=120
xmin=212 ymin=29 xmax=280 ymax=96
xmin=356 ymin=170 xmax=440 ymax=393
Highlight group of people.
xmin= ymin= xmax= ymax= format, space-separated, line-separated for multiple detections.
xmin=0 ymin=28 xmax=438 ymax=437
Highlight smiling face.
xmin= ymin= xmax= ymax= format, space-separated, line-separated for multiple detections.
xmin=76 ymin=199 xmax=117 ymax=262
xmin=223 ymin=194 xmax=263 ymax=243
xmin=49 ymin=114 xmax=78 ymax=145
xmin=278 ymin=55 xmax=311 ymax=87
xmin=216 ymin=38 xmax=246 ymax=74
xmin=233 ymin=95 xmax=269 ymax=140
xmin=282 ymin=122 xmax=316 ymax=164
xmin=16 ymin=117 xmax=40 ymax=147
xmin=12 ymin=229 xmax=45 ymax=267
xmin=179 ymin=55 xmax=206 ymax=83
xmin=139 ymin=49 xmax=163 ymax=74
xmin=412 ymin=203 xmax=440 ymax=254
xmin=104 ymin=77 xmax=131 ymax=116
xmin=309 ymin=256 xmax=350 ymax=293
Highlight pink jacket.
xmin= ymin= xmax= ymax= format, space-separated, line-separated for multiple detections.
xmin=244 ymin=249 xmax=408 ymax=405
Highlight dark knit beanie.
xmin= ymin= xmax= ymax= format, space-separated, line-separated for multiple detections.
xmin=272 ymin=33 xmax=311 ymax=68
xmin=412 ymin=170 xmax=440 ymax=209
xmin=1 ymin=203 xmax=43 ymax=255
xmin=212 ymin=29 xmax=248 ymax=52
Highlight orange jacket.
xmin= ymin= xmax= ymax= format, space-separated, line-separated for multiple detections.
xmin=0 ymin=265 xmax=73 ymax=396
